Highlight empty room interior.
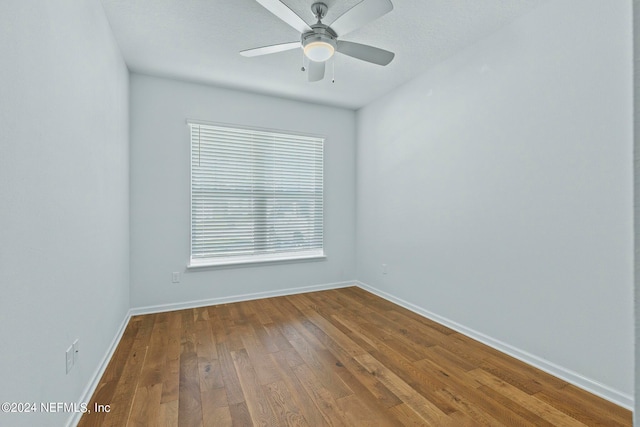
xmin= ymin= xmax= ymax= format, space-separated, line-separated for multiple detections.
xmin=1 ymin=0 xmax=637 ymax=426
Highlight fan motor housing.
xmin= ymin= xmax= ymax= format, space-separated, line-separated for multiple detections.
xmin=301 ymin=24 xmax=337 ymax=51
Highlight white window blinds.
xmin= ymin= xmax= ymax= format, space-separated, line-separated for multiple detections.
xmin=189 ymin=122 xmax=324 ymax=267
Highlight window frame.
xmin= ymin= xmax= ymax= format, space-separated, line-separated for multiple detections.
xmin=187 ymin=120 xmax=326 ymax=269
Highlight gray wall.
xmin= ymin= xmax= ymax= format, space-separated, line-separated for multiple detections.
xmin=129 ymin=74 xmax=356 ymax=309
xmin=0 ymin=1 xmax=130 ymax=426
xmin=356 ymin=0 xmax=633 ymax=404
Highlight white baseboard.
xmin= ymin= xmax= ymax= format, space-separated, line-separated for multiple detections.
xmin=129 ymin=280 xmax=356 ymax=316
xmin=356 ymin=281 xmax=634 ymax=410
xmin=66 ymin=309 xmax=132 ymax=427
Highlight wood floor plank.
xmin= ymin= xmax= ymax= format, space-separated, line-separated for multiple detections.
xmin=139 ymin=315 xmax=168 ymax=387
xmin=424 ymin=344 xmax=479 ymax=372
xmin=354 ymin=353 xmax=449 ymax=426
xmin=335 ymin=394 xmax=397 ymax=427
xmin=250 ymin=321 xmax=281 ymax=354
xmin=158 ymin=399 xmax=179 ymax=427
xmin=79 ymin=287 xmax=632 ymax=427
xmin=195 ymin=318 xmax=223 ymax=392
xmin=289 ymin=299 xmax=403 ymax=411
xmin=321 ymin=290 xmax=438 ymax=360
xmin=206 ymin=305 xmax=228 ymax=345
xmin=127 ymin=383 xmax=163 ymax=427
xmin=330 ymin=312 xmax=459 ymax=414
xmin=270 ymin=350 xmax=330 ymax=427
xmin=161 ymin=311 xmax=182 ymax=404
xmin=549 ymin=383 xmax=632 ymax=424
xmin=291 ymin=362 xmax=347 ymax=427
xmin=415 ymin=355 xmax=484 ymax=399
xmin=102 ymin=315 xmax=154 ymax=427
xmin=178 ymin=310 xmax=203 ymax=427
xmin=476 ymin=384 xmax=555 ymax=426
xmin=231 ymin=348 xmax=278 ymax=426
xmin=263 ymin=380 xmax=310 ymax=427
xmin=202 ymin=401 xmax=232 ymax=427
xmin=193 ymin=307 xmax=209 ymax=322
xmin=443 ymin=409 xmax=496 ymax=427
xmin=200 ymin=388 xmax=232 ymax=427
xmin=100 ymin=318 xmax=140 ymax=384
xmin=216 ymin=341 xmax=245 ymax=406
xmin=262 ymin=321 xmax=296 ymax=353
xmin=77 ymin=319 xmax=139 ymax=427
xmin=201 ymin=378 xmax=230 ymax=426
xmin=284 ymin=334 xmax=352 ymax=400
xmin=246 ymin=298 xmax=274 ymax=326
xmin=240 ymin=325 xmax=282 ymax=385
xmin=271 ymin=298 xmax=353 ymax=400
xmin=434 ymin=387 xmax=510 ymax=426
xmin=391 ymin=402 xmax=479 ymax=427
xmin=388 ymin=402 xmax=431 ymax=426
xmin=218 ymin=304 xmax=245 ymax=351
xmin=534 ymin=385 xmax=631 ymax=427
xmin=228 ymin=401 xmax=252 ymax=427
xmin=468 ymin=368 xmax=589 ymax=426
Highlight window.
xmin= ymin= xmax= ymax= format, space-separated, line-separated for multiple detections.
xmin=189 ymin=121 xmax=324 ymax=267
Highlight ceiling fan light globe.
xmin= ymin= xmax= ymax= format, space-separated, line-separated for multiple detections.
xmin=304 ymin=41 xmax=335 ymax=62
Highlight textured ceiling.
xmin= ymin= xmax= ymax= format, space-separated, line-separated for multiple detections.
xmin=100 ymin=0 xmax=547 ymax=109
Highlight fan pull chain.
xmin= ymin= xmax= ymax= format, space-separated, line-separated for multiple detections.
xmin=301 ymin=50 xmax=306 ymax=72
xmin=332 ymin=57 xmax=335 ymax=83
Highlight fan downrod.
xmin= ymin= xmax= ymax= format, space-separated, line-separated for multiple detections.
xmin=311 ymin=2 xmax=328 ymax=22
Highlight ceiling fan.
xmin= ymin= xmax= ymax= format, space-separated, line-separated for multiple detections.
xmin=240 ymin=0 xmax=395 ymax=82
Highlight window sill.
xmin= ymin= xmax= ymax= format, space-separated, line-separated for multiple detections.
xmin=187 ymin=252 xmax=326 ymax=270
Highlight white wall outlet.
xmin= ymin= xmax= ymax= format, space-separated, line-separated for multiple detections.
xmin=172 ymin=272 xmax=180 ymax=283
xmin=382 ymin=264 xmax=388 ymax=275
xmin=65 ymin=345 xmax=74 ymax=374
xmin=72 ymin=339 xmax=79 ymax=365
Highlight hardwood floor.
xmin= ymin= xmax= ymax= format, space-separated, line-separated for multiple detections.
xmin=78 ymin=287 xmax=632 ymax=426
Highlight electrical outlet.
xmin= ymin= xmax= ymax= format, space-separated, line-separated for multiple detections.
xmin=65 ymin=345 xmax=74 ymax=374
xmin=172 ymin=272 xmax=180 ymax=283
xmin=382 ymin=264 xmax=388 ymax=275
xmin=72 ymin=339 xmax=79 ymax=365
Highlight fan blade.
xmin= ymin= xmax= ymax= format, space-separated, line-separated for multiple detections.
xmin=337 ymin=41 xmax=394 ymax=65
xmin=255 ymin=0 xmax=311 ymax=33
xmin=329 ymin=0 xmax=393 ymax=36
xmin=308 ymin=61 xmax=325 ymax=82
xmin=240 ymin=41 xmax=300 ymax=57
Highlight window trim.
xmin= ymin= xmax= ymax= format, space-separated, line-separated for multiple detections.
xmin=187 ymin=251 xmax=326 ymax=269
xmin=187 ymin=119 xmax=325 ymax=269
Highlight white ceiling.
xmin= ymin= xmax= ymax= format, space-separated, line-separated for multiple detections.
xmin=100 ymin=0 xmax=546 ymax=109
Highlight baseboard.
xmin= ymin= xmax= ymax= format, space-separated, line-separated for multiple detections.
xmin=129 ymin=280 xmax=356 ymax=316
xmin=66 ymin=309 xmax=132 ymax=427
xmin=355 ymin=281 xmax=634 ymax=410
